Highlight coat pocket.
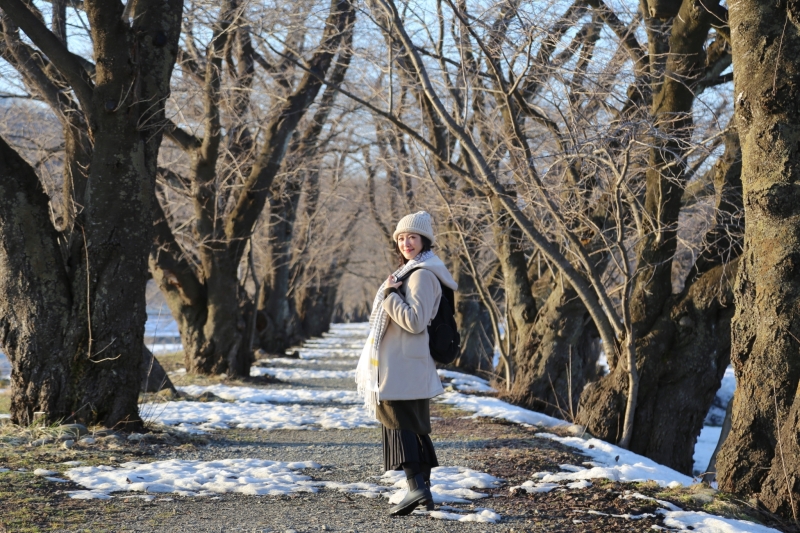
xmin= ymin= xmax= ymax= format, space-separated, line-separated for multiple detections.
xmin=402 ymin=329 xmax=428 ymax=360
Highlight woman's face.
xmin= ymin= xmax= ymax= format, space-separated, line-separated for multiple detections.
xmin=397 ymin=233 xmax=423 ymax=261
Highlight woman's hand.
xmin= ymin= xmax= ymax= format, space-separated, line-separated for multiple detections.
xmin=386 ymin=275 xmax=403 ymax=290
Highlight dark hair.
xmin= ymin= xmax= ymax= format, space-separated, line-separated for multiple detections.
xmin=394 ymin=235 xmax=433 ymax=265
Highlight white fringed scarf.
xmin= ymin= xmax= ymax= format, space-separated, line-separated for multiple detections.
xmin=355 ymin=249 xmax=436 ymax=418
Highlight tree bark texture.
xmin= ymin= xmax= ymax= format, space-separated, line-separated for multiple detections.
xmin=0 ymin=0 xmax=182 ymax=427
xmin=509 ymin=278 xmax=600 ymax=420
xmin=451 ymin=254 xmax=494 ymax=373
xmin=716 ymin=0 xmax=800 ymax=519
xmin=578 ymin=261 xmax=737 ymax=473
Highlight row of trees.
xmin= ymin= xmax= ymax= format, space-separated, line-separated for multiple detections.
xmin=1 ymin=0 xmax=799 ymax=521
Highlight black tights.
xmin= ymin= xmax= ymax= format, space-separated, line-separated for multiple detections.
xmin=402 ymin=461 xmax=431 ymax=483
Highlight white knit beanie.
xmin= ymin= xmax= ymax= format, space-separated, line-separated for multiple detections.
xmin=393 ymin=211 xmax=436 ymax=245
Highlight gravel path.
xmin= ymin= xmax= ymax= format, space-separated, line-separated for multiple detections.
xmin=69 ymin=326 xmax=529 ymax=532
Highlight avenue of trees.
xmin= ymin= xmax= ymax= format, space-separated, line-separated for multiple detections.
xmin=1 ymin=0 xmax=799 ymax=521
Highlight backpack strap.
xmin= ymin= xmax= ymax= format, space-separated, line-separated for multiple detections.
xmin=395 ymin=267 xmax=422 ymax=283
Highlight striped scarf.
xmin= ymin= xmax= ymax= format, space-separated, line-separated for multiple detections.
xmin=355 ymin=249 xmax=436 ymax=418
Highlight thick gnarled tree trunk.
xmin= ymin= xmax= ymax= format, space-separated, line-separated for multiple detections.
xmin=0 ymin=0 xmax=182 ymax=427
xmin=716 ymin=0 xmax=800 ymax=519
xmin=579 ymin=261 xmax=737 ymax=473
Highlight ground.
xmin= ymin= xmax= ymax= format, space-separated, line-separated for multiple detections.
xmin=0 ymin=403 xmax=788 ymax=533
xmin=0 ymin=326 xmax=792 ymax=533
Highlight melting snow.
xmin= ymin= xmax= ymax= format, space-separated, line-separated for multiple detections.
xmin=694 ymin=425 xmax=723 ymax=476
xmin=657 ymin=509 xmax=779 ymax=533
xmin=250 ymin=367 xmax=355 ymax=380
xmin=381 ymin=466 xmax=501 ymax=505
xmin=533 ymin=432 xmax=693 ymax=487
xmin=437 ymin=370 xmax=497 ymax=393
xmin=256 ymin=357 xmax=354 ymax=367
xmin=65 ymin=459 xmax=322 ymax=499
xmin=425 ymin=509 xmax=501 ymax=523
xmin=436 ymin=391 xmax=568 ymax=429
xmin=141 ymin=401 xmax=376 ymax=431
xmin=177 ymin=384 xmax=360 ymax=404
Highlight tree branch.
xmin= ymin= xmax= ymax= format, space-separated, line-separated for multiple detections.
xmin=0 ymin=0 xmax=94 ymax=120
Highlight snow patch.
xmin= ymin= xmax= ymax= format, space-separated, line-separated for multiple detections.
xmin=250 ymin=367 xmax=355 ymax=380
xmin=705 ymin=366 xmax=736 ymax=426
xmin=256 ymin=358 xmax=354 ymax=367
xmin=436 ymin=391 xmax=568 ymax=428
xmin=437 ymin=370 xmax=497 ymax=393
xmin=141 ymin=401 xmax=376 ymax=431
xmin=657 ymin=509 xmax=779 ymax=533
xmin=176 ymin=384 xmax=361 ymax=404
xmin=381 ymin=466 xmax=502 ymax=504
xmin=66 ymin=459 xmax=322 ymax=498
xmin=426 ymin=509 xmax=501 ymax=523
xmin=535 ymin=433 xmax=693 ymax=487
xmin=693 ymin=425 xmax=722 ymax=476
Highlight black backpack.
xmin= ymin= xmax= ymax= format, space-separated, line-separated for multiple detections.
xmin=397 ymin=268 xmax=461 ymax=365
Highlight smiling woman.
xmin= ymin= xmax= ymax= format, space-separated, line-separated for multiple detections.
xmin=355 ymin=211 xmax=458 ymax=516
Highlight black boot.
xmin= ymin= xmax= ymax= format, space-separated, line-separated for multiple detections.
xmin=422 ymin=465 xmax=434 ymax=511
xmin=389 ymin=473 xmax=433 ymax=516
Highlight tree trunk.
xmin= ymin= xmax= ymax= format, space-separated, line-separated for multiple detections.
xmin=297 ymin=270 xmax=341 ymax=339
xmin=0 ymin=0 xmax=182 ymax=428
xmin=716 ymin=0 xmax=800 ymax=518
xmin=578 ymin=260 xmax=737 ymax=473
xmin=576 ymin=125 xmax=743 ymax=473
xmin=153 ymin=0 xmax=354 ymax=373
xmin=509 ymin=279 xmax=600 ymax=420
xmin=257 ymin=178 xmax=303 ymax=354
xmin=452 ymin=263 xmax=494 ymax=373
xmin=141 ymin=346 xmax=177 ymax=394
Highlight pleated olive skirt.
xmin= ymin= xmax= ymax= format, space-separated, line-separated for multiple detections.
xmin=377 ymin=399 xmax=439 ymax=471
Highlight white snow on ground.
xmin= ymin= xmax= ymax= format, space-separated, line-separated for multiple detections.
xmin=383 ymin=467 xmax=504 ymax=523
xmin=437 ymin=370 xmax=497 ymax=393
xmin=141 ymin=401 xmax=376 ymax=432
xmin=63 ymin=457 xmax=501 ymax=525
xmin=694 ymin=425 xmax=723 ymax=476
xmin=529 ymin=432 xmax=693 ymax=487
xmin=256 ymin=357 xmax=354 ymax=367
xmin=625 ymin=492 xmax=780 ymax=533
xmin=658 ymin=509 xmax=780 ymax=533
xmin=436 ymin=391 xmax=568 ymax=429
xmin=65 ymin=459 xmax=322 ymax=498
xmin=291 ymin=347 xmax=361 ymax=359
xmin=177 ymin=384 xmax=360 ymax=404
xmin=250 ymin=367 xmax=355 ymax=380
xmin=426 ymin=509 xmax=502 ymax=523
xmin=382 ymin=466 xmax=501 ymax=504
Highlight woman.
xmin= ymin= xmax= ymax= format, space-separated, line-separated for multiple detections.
xmin=356 ymin=211 xmax=458 ymax=516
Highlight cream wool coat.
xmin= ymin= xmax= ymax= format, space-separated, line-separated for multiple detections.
xmin=378 ymin=255 xmax=458 ymax=400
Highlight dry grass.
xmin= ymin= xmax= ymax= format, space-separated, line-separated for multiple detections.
xmin=0 ymin=388 xmax=9 ymax=416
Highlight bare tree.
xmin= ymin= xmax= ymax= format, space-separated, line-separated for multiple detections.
xmin=0 ymin=0 xmax=182 ymax=427
xmin=148 ymin=0 xmax=354 ymax=376
xmin=352 ymin=0 xmax=740 ymax=473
